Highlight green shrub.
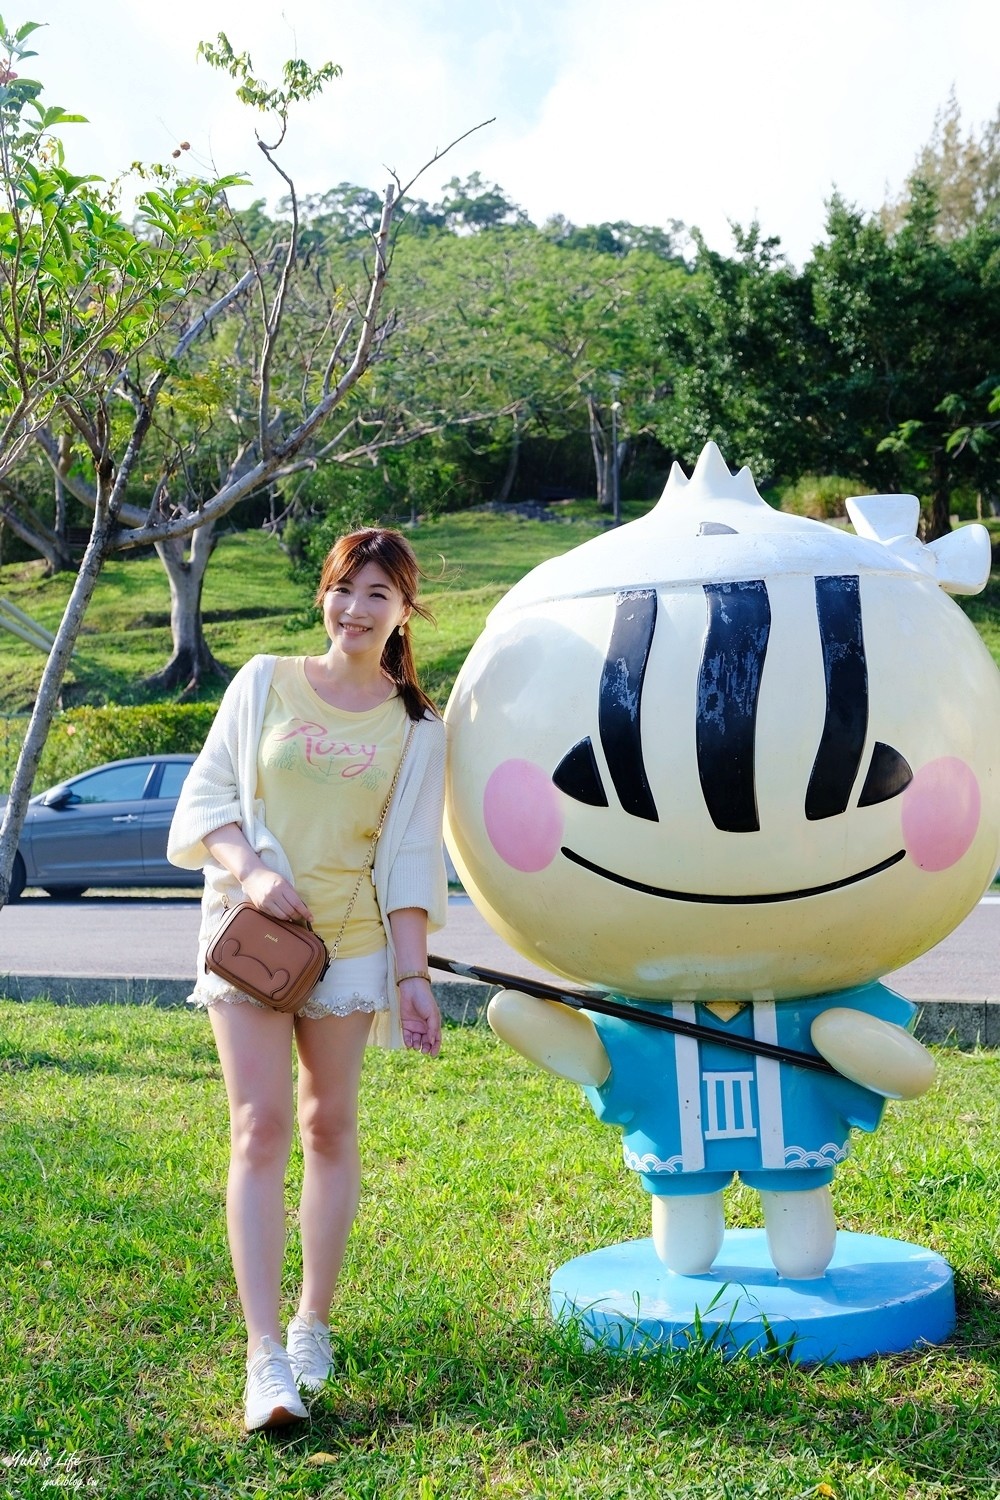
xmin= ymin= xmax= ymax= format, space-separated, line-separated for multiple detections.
xmin=0 ymin=702 xmax=219 ymax=794
xmin=778 ymin=474 xmax=873 ymax=521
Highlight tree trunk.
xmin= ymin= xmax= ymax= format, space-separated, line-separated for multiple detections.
xmin=53 ymin=432 xmax=73 ymax=543
xmin=0 ymin=489 xmax=113 ymax=906
xmin=142 ymin=522 xmax=229 ymax=697
xmin=0 ymin=493 xmax=76 ymax=574
xmin=495 ymin=410 xmax=521 ymax=504
xmin=587 ymin=395 xmax=611 ymax=508
xmin=927 ymin=450 xmax=952 ymax=540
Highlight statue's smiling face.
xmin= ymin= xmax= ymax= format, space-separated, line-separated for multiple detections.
xmin=445 ymin=566 xmax=1000 ymax=1003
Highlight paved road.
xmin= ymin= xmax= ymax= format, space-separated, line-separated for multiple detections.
xmin=2 ymin=886 xmax=999 ymax=996
xmin=0 ymin=889 xmax=559 ymax=986
xmin=2 ymin=889 xmax=998 ymax=1043
xmin=888 ymin=896 xmax=1000 ymax=1001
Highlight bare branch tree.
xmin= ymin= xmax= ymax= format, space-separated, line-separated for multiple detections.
xmin=0 ymin=21 xmax=492 ymax=906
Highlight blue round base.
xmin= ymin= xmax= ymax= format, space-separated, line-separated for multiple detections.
xmin=550 ymin=1230 xmax=955 ymax=1364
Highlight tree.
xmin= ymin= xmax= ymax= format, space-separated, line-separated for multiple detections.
xmin=370 ymin=223 xmax=685 ymax=509
xmin=436 ymin=172 xmax=529 ymax=232
xmin=6 ymin=149 xmax=528 ymax=684
xmin=0 ymin=22 xmax=437 ymax=907
xmin=1 ymin=42 xmax=500 ymax=701
xmin=651 ymin=223 xmax=822 ymax=485
xmin=0 ymin=21 xmax=241 ymax=481
xmin=882 ymin=91 xmax=1000 ymax=240
xmin=0 ymin=432 xmax=76 ymax=571
xmin=642 ymin=193 xmax=1000 ymax=532
xmin=810 ymin=188 xmax=1000 ymax=535
xmin=541 ymin=213 xmax=684 ymax=261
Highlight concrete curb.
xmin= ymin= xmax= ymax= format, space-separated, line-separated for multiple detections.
xmin=0 ymin=975 xmax=998 ymax=1048
xmin=0 ymin=973 xmax=492 ymax=1024
xmin=913 ymin=998 xmax=1000 ymax=1049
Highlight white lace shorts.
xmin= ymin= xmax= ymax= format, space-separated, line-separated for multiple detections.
xmin=189 ymin=946 xmax=390 ymax=1020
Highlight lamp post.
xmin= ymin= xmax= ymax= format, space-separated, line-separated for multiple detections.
xmin=609 ymin=371 xmax=624 ymax=527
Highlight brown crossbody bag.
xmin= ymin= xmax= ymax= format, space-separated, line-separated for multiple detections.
xmin=205 ymin=722 xmax=415 ymax=1013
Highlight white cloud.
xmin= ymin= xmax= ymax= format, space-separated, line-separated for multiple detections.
xmin=18 ymin=0 xmax=1000 ymax=262
xmin=477 ymin=0 xmax=1000 ymax=261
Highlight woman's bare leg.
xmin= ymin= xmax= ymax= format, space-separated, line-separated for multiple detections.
xmin=293 ymin=1009 xmax=374 ymax=1322
xmin=209 ymin=1002 xmax=296 ymax=1354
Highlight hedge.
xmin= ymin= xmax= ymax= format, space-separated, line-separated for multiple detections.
xmin=0 ymin=702 xmax=219 ymax=795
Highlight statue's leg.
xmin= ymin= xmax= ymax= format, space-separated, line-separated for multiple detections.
xmin=651 ymin=1191 xmax=725 ymax=1274
xmin=760 ymin=1185 xmax=836 ymax=1279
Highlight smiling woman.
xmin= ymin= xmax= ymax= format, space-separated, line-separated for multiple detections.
xmin=165 ymin=525 xmax=448 ymax=1433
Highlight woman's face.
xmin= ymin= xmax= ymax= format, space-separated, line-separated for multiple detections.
xmin=322 ymin=560 xmax=410 ymax=664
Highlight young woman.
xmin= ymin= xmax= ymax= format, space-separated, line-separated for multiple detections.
xmin=167 ymin=528 xmax=447 ymax=1431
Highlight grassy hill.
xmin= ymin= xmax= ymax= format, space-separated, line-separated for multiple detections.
xmin=0 ymin=509 xmax=622 ymax=719
xmin=3 ymin=505 xmax=1000 ymax=722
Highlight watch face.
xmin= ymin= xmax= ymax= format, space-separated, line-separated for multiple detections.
xmin=445 ymin=446 xmax=1000 ymax=1001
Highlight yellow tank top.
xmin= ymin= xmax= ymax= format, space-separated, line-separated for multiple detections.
xmin=255 ymin=658 xmax=407 ymax=957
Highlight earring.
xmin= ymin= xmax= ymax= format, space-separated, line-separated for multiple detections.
xmin=398 ymin=624 xmax=405 ymax=637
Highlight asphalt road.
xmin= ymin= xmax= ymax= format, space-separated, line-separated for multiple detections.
xmin=0 ymin=889 xmax=562 ymax=989
xmin=2 ymin=887 xmax=999 ymax=1001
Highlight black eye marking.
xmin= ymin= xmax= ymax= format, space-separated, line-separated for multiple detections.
xmin=599 ymin=589 xmax=659 ymax=822
xmin=699 ymin=522 xmax=738 ymax=536
xmin=552 ymin=737 xmax=608 ymax=807
xmin=697 ymin=580 xmax=771 ymax=834
xmin=859 ymin=742 xmax=913 ymax=807
xmin=806 ymin=576 xmax=868 ymax=821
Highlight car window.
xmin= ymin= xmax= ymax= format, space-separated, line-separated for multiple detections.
xmin=156 ymin=762 xmax=193 ymax=800
xmin=69 ymin=763 xmax=154 ymax=804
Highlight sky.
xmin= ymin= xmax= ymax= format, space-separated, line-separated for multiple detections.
xmin=14 ymin=0 xmax=1000 ymax=266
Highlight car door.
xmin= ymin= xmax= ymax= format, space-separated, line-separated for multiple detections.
xmin=140 ymin=759 xmax=195 ymax=882
xmin=26 ymin=761 xmax=156 ymax=886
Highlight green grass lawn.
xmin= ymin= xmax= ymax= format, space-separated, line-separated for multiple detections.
xmin=0 ymin=511 xmax=613 ymax=717
xmin=0 ymin=1004 xmax=997 ymax=1498
xmin=3 ymin=507 xmax=1000 ymax=722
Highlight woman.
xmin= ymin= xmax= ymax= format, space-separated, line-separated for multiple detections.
xmin=167 ymin=527 xmax=447 ymax=1432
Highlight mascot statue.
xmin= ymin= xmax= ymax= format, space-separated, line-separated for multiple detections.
xmin=444 ymin=443 xmax=1000 ymax=1360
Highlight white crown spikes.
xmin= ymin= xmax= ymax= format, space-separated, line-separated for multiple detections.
xmin=846 ymin=495 xmax=991 ymax=597
xmin=662 ymin=441 xmax=767 ymax=509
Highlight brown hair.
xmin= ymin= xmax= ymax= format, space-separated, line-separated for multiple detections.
xmin=314 ymin=527 xmax=439 ymax=721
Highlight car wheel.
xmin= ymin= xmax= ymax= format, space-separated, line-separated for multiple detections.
xmin=43 ymin=885 xmax=87 ymax=899
xmin=8 ymin=854 xmax=26 ymax=901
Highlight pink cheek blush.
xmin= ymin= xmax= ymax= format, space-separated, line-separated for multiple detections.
xmin=901 ymin=757 xmax=981 ymax=871
xmin=483 ymin=759 xmax=564 ymax=872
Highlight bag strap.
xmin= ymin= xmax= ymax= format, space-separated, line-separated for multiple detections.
xmin=328 ymin=719 xmax=417 ymax=961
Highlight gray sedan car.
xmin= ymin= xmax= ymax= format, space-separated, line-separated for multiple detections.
xmin=3 ymin=754 xmax=201 ymax=899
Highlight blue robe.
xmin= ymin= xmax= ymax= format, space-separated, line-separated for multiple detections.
xmin=583 ymin=983 xmax=917 ymax=1195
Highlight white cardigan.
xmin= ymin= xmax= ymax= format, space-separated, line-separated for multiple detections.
xmin=167 ymin=654 xmax=447 ymax=1048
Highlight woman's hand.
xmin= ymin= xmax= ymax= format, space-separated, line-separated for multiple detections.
xmin=240 ymin=866 xmax=314 ymax=924
xmin=203 ymin=824 xmax=314 ymax=924
xmin=398 ymin=976 xmax=441 ymax=1057
xmin=388 ymin=908 xmax=439 ymax=1055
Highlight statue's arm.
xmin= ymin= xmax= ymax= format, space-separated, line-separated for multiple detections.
xmin=487 ymin=989 xmax=611 ymax=1086
xmin=810 ymin=1007 xmax=935 ymax=1099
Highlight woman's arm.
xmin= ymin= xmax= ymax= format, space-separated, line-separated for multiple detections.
xmin=388 ymin=905 xmax=441 ymax=1056
xmin=168 ymin=658 xmax=271 ymax=870
xmin=203 ymin=824 xmax=313 ymax=923
xmin=384 ymin=720 xmax=448 ymax=931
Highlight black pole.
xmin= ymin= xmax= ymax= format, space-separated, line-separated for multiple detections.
xmin=428 ymin=954 xmax=838 ymax=1077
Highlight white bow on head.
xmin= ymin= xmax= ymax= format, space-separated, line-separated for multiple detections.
xmin=846 ymin=494 xmax=992 ymax=597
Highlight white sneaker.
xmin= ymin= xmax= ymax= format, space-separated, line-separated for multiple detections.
xmin=286 ymin=1311 xmax=334 ymax=1391
xmin=244 ymin=1336 xmax=308 ymax=1431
